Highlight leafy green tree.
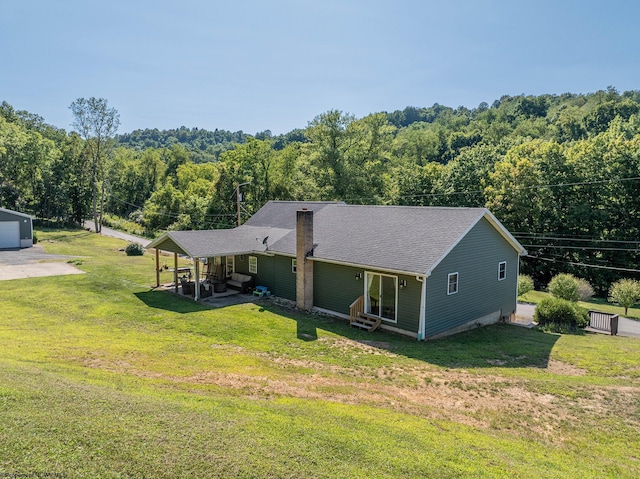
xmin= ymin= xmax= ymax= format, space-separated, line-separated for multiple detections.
xmin=142 ymin=183 xmax=183 ymax=230
xmin=608 ymin=279 xmax=640 ymax=316
xmin=485 ymin=143 xmax=543 ymax=233
xmin=304 ymin=110 xmax=355 ymax=200
xmin=437 ymin=144 xmax=499 ymax=206
xmin=0 ymin=115 xmax=28 ymax=209
xmin=70 ymin=97 xmax=120 ymax=232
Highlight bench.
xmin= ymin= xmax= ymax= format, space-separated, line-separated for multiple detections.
xmin=227 ymin=272 xmax=254 ymax=293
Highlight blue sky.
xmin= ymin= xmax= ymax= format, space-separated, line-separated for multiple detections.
xmin=2 ymin=0 xmax=639 ymax=135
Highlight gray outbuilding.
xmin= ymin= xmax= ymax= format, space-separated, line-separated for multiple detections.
xmin=0 ymin=208 xmax=33 ymax=249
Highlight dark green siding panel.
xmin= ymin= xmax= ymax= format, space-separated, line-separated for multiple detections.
xmin=313 ymin=262 xmax=421 ymax=333
xmin=234 ymin=254 xmax=295 ymax=300
xmin=235 ymin=255 xmax=249 ymax=273
xmin=395 ymin=274 xmax=421 ymax=333
xmin=253 ymin=255 xmax=275 ymax=291
xmin=313 ymin=262 xmax=362 ymax=315
xmin=235 ymin=254 xmax=274 ymax=290
xmin=273 ymin=255 xmax=296 ymax=300
xmin=425 ymin=217 xmax=519 ymax=337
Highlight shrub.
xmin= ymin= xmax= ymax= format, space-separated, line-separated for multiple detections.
xmin=518 ymin=275 xmax=534 ymax=297
xmin=548 ymin=273 xmax=579 ymax=302
xmin=125 ymin=243 xmax=145 ymax=256
xmin=32 ymin=231 xmax=38 ymax=244
xmin=576 ymin=277 xmax=594 ymax=301
xmin=534 ymin=297 xmax=589 ymax=329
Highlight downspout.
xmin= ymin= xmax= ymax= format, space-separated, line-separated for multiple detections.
xmin=416 ymin=275 xmax=427 ymax=340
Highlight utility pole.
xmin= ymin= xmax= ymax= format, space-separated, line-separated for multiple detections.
xmin=236 ymin=182 xmax=250 ymax=226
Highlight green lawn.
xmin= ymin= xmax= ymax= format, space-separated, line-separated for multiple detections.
xmin=1 ymin=229 xmax=639 ymax=478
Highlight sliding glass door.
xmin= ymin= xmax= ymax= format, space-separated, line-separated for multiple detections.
xmin=365 ymin=272 xmax=397 ymax=322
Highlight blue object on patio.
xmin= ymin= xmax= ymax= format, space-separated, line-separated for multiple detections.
xmin=253 ymin=285 xmax=271 ymax=297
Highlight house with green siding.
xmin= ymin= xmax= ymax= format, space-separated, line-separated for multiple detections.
xmin=148 ymin=201 xmax=526 ymax=340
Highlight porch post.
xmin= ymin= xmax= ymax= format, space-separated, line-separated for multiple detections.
xmin=155 ymin=248 xmax=160 ymax=287
xmin=194 ymin=258 xmax=200 ymax=301
xmin=174 ymin=252 xmax=178 ymax=294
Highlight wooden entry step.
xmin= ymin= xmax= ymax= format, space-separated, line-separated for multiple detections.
xmin=351 ymin=313 xmax=382 ymax=332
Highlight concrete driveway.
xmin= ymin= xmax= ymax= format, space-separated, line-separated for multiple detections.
xmin=0 ymin=245 xmax=85 ymax=281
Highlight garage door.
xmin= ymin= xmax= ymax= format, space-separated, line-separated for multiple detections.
xmin=0 ymin=221 xmax=20 ymax=248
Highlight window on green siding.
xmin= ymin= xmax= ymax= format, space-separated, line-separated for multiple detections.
xmin=291 ymin=259 xmax=297 ymax=273
xmin=498 ymin=261 xmax=506 ymax=281
xmin=447 ymin=272 xmax=458 ymax=295
xmin=249 ymin=256 xmax=257 ymax=274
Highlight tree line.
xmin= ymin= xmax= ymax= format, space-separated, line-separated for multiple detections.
xmin=0 ymin=87 xmax=639 ymax=293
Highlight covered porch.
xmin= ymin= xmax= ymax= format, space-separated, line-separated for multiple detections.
xmin=147 ymin=225 xmax=287 ymax=301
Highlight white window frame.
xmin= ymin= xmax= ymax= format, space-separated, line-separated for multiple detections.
xmin=498 ymin=261 xmax=507 ymax=281
xmin=291 ymin=258 xmax=297 ymax=273
xmin=248 ymin=256 xmax=258 ymax=274
xmin=447 ymin=272 xmax=459 ymax=295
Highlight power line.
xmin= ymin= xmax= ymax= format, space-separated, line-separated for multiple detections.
xmin=514 ymin=234 xmax=640 ymax=244
xmin=342 ymin=175 xmax=640 ymax=203
xmin=522 ymin=244 xmax=640 ymax=252
xmin=525 ymin=255 xmax=640 ymax=273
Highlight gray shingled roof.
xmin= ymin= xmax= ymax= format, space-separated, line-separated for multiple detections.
xmin=148 ymin=201 xmax=525 ymax=275
xmin=244 ymin=201 xmax=344 ymax=229
xmin=269 ymin=205 xmax=503 ymax=275
xmin=148 ymin=225 xmax=290 ymax=258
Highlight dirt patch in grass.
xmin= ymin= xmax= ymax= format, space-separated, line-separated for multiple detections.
xmin=76 ymin=335 xmax=640 ymax=443
xmin=546 ymin=359 xmax=587 ymax=376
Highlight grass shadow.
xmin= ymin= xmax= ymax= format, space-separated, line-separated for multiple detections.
xmin=260 ymin=303 xmax=559 ymax=369
xmin=296 ymin=317 xmax=318 ymax=341
xmin=135 ymin=290 xmax=211 ymax=314
xmin=398 ymin=324 xmax=560 ymax=369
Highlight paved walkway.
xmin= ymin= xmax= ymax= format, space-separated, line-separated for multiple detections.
xmin=516 ymin=302 xmax=640 ymax=338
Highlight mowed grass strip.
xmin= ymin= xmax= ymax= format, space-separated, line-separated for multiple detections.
xmin=0 ymin=229 xmax=639 ymax=478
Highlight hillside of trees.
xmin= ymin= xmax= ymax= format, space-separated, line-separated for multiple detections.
xmin=116 ymin=127 xmax=248 ymax=162
xmin=1 ymin=88 xmax=639 ymax=292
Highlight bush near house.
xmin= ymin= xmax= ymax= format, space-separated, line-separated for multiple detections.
xmin=518 ymin=274 xmax=534 ymax=297
xmin=125 ymin=242 xmax=145 ymax=256
xmin=534 ymin=297 xmax=589 ymax=330
xmin=548 ymin=273 xmax=580 ymax=302
xmin=576 ymin=277 xmax=595 ymax=301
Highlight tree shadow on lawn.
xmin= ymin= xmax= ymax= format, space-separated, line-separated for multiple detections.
xmin=134 ymin=290 xmax=210 ymax=314
xmin=260 ymin=303 xmax=560 ymax=370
